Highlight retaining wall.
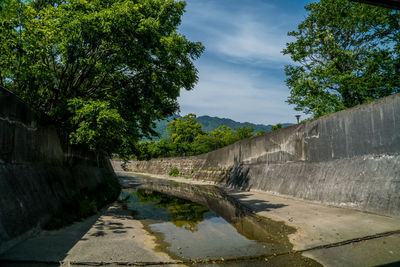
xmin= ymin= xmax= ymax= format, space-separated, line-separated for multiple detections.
xmin=120 ymin=93 xmax=400 ymax=217
xmin=0 ymin=88 xmax=116 ymax=254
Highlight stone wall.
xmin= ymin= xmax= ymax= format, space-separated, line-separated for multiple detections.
xmin=120 ymin=93 xmax=400 ymax=217
xmin=0 ymin=88 xmax=116 ymax=254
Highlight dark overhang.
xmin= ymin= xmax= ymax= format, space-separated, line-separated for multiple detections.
xmin=350 ymin=0 xmax=400 ymax=9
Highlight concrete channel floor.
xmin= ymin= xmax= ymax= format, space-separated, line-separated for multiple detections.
xmin=226 ymin=190 xmax=400 ymax=266
xmin=121 ymin=172 xmax=400 ymax=267
xmin=1 ymin=171 xmax=400 ymax=266
xmin=0 ymin=202 xmax=176 ymax=266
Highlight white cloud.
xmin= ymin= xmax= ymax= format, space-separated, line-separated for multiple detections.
xmin=177 ymin=0 xmax=310 ymax=125
xmin=181 ymin=1 xmax=295 ymax=66
xmin=178 ymin=64 xmax=297 ymax=125
xmin=213 ymin=18 xmax=292 ymax=65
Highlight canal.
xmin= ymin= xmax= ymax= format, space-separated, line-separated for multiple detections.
xmin=0 ymin=174 xmax=321 ymax=266
xmin=118 ymin=175 xmax=320 ymax=266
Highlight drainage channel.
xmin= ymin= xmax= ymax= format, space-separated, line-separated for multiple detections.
xmin=0 ymin=176 xmax=324 ymax=266
xmin=115 ymin=176 xmax=321 ymax=266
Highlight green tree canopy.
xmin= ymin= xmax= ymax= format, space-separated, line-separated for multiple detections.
xmin=0 ymin=0 xmax=204 ymax=155
xmin=235 ymin=125 xmax=254 ymax=140
xmin=135 ymin=115 xmax=258 ymax=159
xmin=167 ymin=113 xmax=205 ymax=156
xmin=168 ymin=113 xmax=205 ymax=143
xmin=271 ymin=123 xmax=282 ymax=131
xmin=283 ymin=0 xmax=400 ymax=117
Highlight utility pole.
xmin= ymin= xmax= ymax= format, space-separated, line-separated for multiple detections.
xmin=295 ymin=115 xmax=301 ymax=124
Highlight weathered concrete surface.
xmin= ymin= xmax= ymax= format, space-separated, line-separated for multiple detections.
xmin=3 ymin=172 xmax=400 ymax=266
xmin=0 ymin=88 xmax=116 ymax=254
xmin=121 ymin=93 xmax=400 ymax=217
xmin=119 ymin=172 xmax=400 ymax=267
xmin=226 ymin=190 xmax=400 ymax=251
xmin=303 ymin=234 xmax=400 ymax=267
xmin=0 ymin=213 xmax=102 ymax=263
xmin=63 ymin=204 xmax=173 ymax=264
xmin=0 ymin=203 xmax=174 ymax=265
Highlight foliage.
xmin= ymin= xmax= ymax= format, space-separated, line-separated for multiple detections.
xmin=168 ymin=167 xmax=179 ymax=177
xmin=148 ymin=115 xmax=286 ymax=140
xmin=134 ymin=114 xmax=260 ymax=159
xmin=271 ymin=123 xmax=283 ymax=131
xmin=0 ymin=0 xmax=204 ymax=156
xmin=167 ymin=113 xmax=205 ymax=156
xmin=283 ymin=0 xmax=400 ymax=117
xmin=67 ymin=99 xmax=127 ymax=153
xmin=255 ymin=130 xmax=266 ymax=136
xmin=235 ymin=125 xmax=254 ymax=140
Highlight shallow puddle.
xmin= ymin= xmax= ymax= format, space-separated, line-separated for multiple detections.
xmin=119 ymin=176 xmax=321 ymax=266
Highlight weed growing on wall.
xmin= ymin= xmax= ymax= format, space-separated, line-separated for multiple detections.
xmin=169 ymin=167 xmax=180 ymax=177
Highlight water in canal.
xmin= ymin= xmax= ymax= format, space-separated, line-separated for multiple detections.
xmin=119 ymin=175 xmax=320 ymax=266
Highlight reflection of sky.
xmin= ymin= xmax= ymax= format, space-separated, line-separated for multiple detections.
xmin=150 ymin=217 xmax=269 ymax=259
xmin=119 ymin=190 xmax=273 ymax=259
xmin=178 ymin=0 xmax=314 ymax=124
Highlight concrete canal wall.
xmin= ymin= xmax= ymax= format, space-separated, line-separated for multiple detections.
xmin=0 ymin=88 xmax=116 ymax=254
xmin=120 ymin=93 xmax=400 ymax=217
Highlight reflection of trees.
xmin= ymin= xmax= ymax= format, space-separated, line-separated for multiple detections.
xmin=136 ymin=189 xmax=209 ymax=232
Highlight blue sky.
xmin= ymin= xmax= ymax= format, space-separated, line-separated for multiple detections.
xmin=177 ymin=0 xmax=314 ymax=125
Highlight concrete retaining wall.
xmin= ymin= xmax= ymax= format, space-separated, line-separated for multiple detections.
xmin=0 ymin=88 xmax=116 ymax=254
xmin=121 ymin=93 xmax=400 ymax=217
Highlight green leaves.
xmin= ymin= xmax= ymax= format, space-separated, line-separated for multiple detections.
xmin=271 ymin=123 xmax=282 ymax=132
xmin=67 ymin=98 xmax=127 ymax=153
xmin=0 ymin=0 xmax=204 ymax=156
xmin=135 ymin=115 xmax=256 ymax=160
xmin=283 ymin=0 xmax=400 ymax=117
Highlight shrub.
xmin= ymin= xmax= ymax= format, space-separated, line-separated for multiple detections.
xmin=169 ymin=167 xmax=180 ymax=177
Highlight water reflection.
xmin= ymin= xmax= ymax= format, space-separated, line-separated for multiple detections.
xmin=135 ymin=189 xmax=210 ymax=232
xmin=119 ymin=176 xmax=320 ymax=266
xmin=136 ymin=180 xmax=296 ymax=247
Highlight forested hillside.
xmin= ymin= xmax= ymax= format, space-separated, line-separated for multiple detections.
xmin=150 ymin=115 xmax=292 ymax=140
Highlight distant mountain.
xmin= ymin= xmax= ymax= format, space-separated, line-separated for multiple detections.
xmin=148 ymin=115 xmax=292 ymax=140
xmin=197 ymin=116 xmax=274 ymax=133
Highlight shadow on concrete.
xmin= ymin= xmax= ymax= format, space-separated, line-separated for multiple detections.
xmin=225 ymin=163 xmax=251 ymax=190
xmin=88 ymin=206 xmax=135 ymax=237
xmin=228 ymin=192 xmax=288 ymax=213
xmin=377 ymin=261 xmax=400 ymax=267
xmin=0 ymin=212 xmax=102 ymax=265
xmin=0 ymin=202 xmax=137 ymax=265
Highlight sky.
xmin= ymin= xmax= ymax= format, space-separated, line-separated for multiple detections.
xmin=177 ymin=0 xmax=314 ymax=125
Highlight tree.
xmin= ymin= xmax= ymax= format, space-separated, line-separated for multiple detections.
xmin=134 ymin=114 xmax=259 ymax=159
xmin=271 ymin=123 xmax=282 ymax=131
xmin=283 ymin=0 xmax=400 ymax=117
xmin=235 ymin=125 xmax=254 ymax=140
xmin=167 ymin=113 xmax=205 ymax=156
xmin=67 ymin=98 xmax=127 ymax=154
xmin=0 ymin=0 xmax=204 ymax=155
xmin=255 ymin=130 xmax=266 ymax=136
xmin=209 ymin=125 xmax=235 ymax=147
